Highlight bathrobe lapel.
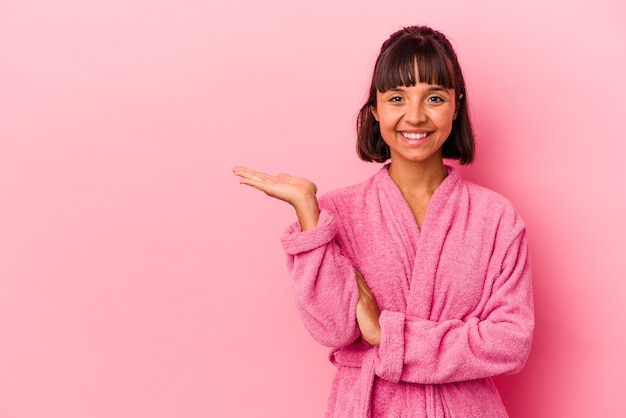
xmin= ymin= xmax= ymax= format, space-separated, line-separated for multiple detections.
xmin=378 ymin=165 xmax=462 ymax=320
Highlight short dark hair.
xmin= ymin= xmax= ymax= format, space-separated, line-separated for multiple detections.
xmin=356 ymin=26 xmax=475 ymax=164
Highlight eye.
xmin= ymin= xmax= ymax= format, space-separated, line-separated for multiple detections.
xmin=427 ymin=96 xmax=445 ymax=103
xmin=389 ymin=96 xmax=403 ymax=102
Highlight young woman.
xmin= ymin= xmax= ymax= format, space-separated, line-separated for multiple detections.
xmin=233 ymin=26 xmax=533 ymax=418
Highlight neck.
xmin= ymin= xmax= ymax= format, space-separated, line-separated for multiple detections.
xmin=387 ymin=157 xmax=448 ymax=196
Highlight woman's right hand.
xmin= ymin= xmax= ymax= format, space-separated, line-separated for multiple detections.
xmin=232 ymin=166 xmax=320 ymax=231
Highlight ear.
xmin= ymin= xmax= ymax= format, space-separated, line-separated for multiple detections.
xmin=453 ymin=93 xmax=464 ymax=120
xmin=371 ymin=105 xmax=379 ymax=121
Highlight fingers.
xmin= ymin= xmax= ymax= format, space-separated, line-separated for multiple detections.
xmin=354 ymin=269 xmax=381 ymax=346
xmin=232 ymin=166 xmax=274 ymax=193
xmin=356 ymin=274 xmax=367 ymax=294
xmin=232 ymin=166 xmax=292 ymax=185
xmin=355 ymin=269 xmax=373 ymax=299
xmin=232 ymin=166 xmax=270 ymax=182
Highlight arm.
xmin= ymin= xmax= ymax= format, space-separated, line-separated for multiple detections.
xmin=374 ymin=227 xmax=534 ymax=385
xmin=281 ymin=208 xmax=361 ymax=348
xmin=234 ymin=166 xmax=361 ymax=347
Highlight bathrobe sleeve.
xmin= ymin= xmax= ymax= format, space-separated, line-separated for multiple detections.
xmin=374 ymin=214 xmax=534 ymax=385
xmin=280 ymin=207 xmax=361 ymax=348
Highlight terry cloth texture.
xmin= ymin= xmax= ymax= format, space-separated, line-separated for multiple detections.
xmin=281 ymin=164 xmax=534 ymax=418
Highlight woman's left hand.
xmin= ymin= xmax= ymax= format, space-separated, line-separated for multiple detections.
xmin=355 ymin=270 xmax=381 ymax=346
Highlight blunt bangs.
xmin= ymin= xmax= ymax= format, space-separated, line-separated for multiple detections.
xmin=374 ymin=36 xmax=456 ymax=93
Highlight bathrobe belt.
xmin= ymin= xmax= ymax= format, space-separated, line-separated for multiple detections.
xmin=330 ymin=347 xmax=446 ymax=418
xmin=330 ymin=347 xmax=377 ymax=418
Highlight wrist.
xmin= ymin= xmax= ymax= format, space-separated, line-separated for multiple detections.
xmin=294 ymin=194 xmax=320 ymax=231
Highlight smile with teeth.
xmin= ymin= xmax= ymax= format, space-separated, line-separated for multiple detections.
xmin=401 ymin=132 xmax=430 ymax=140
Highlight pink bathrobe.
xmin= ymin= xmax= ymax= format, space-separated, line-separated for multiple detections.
xmin=280 ymin=164 xmax=534 ymax=418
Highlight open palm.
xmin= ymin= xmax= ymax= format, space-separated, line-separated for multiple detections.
xmin=233 ymin=166 xmax=317 ymax=207
xmin=233 ymin=166 xmax=321 ymax=230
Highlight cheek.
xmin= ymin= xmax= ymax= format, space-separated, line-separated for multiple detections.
xmin=376 ymin=116 xmax=397 ymax=143
xmin=378 ymin=118 xmax=398 ymax=138
xmin=376 ymin=109 xmax=399 ymax=128
xmin=436 ymin=110 xmax=456 ymax=130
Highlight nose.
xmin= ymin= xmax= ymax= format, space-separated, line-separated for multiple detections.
xmin=405 ymin=100 xmax=427 ymax=124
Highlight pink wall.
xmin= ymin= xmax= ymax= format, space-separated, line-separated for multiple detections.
xmin=1 ymin=1 xmax=625 ymax=417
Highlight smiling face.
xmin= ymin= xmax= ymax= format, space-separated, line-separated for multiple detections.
xmin=371 ymin=78 xmax=458 ymax=166
xmin=357 ymin=27 xmax=474 ymax=165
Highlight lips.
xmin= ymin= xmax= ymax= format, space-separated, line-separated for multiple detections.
xmin=401 ymin=132 xmax=430 ymax=140
xmin=399 ymin=130 xmax=432 ymax=146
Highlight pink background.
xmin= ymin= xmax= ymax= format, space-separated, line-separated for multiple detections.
xmin=1 ymin=1 xmax=625 ymax=417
